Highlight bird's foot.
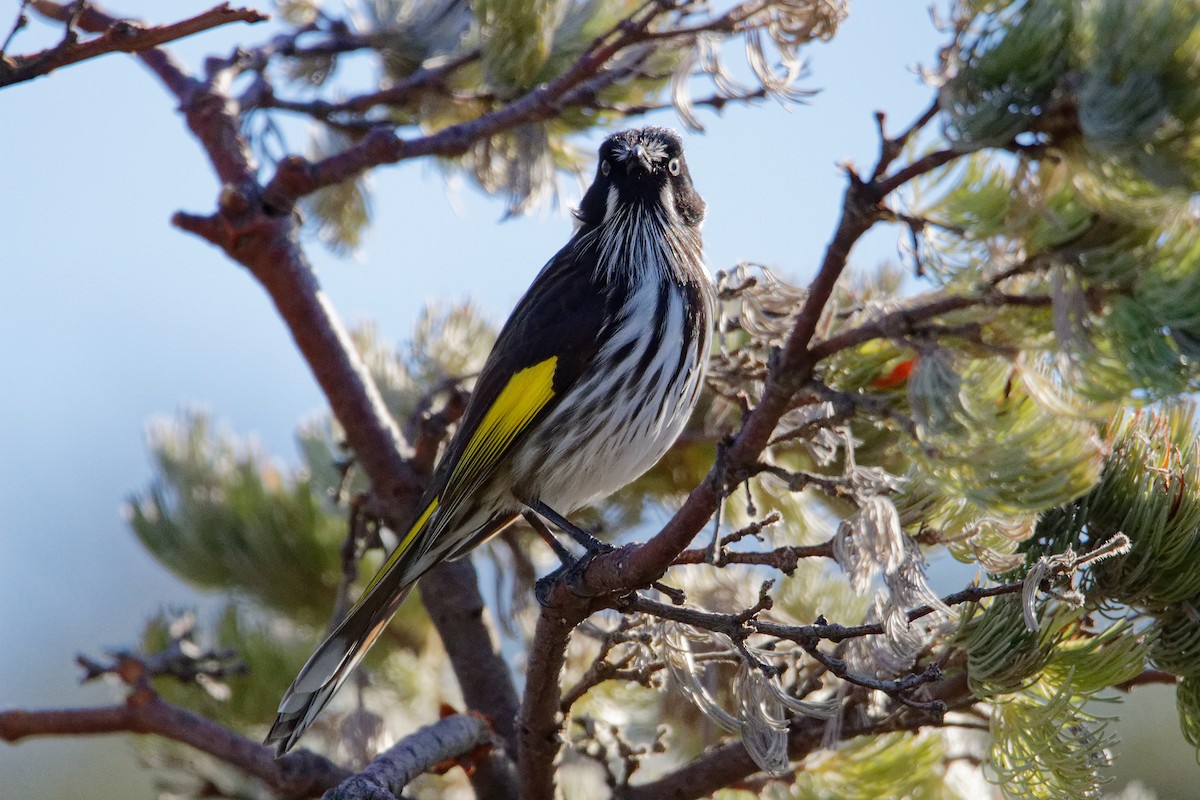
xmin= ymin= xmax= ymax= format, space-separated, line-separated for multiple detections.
xmin=535 ymin=549 xmax=604 ymax=606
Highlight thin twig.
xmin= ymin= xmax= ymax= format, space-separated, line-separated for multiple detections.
xmin=875 ymin=148 xmax=959 ymax=197
xmin=798 ymin=639 xmax=944 ymax=699
xmin=869 ymin=98 xmax=940 ymax=181
xmin=0 ymin=0 xmax=30 ymax=56
xmin=807 ymin=288 xmax=1056 ymax=362
xmin=673 ymin=540 xmax=834 ymax=573
xmin=626 ymin=580 xmax=1022 ymax=648
xmin=256 ymin=48 xmax=481 ymax=119
xmin=7 ymin=2 xmax=266 ymax=88
xmin=1114 ymin=669 xmax=1178 ymax=692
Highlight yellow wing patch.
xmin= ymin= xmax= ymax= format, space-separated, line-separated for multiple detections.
xmin=451 ymin=356 xmax=558 ymax=490
xmin=350 ymin=357 xmax=556 ymax=609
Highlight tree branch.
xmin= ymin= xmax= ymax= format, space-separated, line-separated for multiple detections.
xmin=874 ymin=148 xmax=959 ymax=198
xmin=558 ymin=619 xmax=660 ymax=713
xmin=592 ymin=560 xmax=1127 ymax=798
xmin=418 ymin=560 xmax=522 ymax=757
xmin=517 ymin=600 xmax=594 ymax=800
xmin=33 ymin=0 xmax=252 ymax=184
xmin=12 ymin=4 xmax=984 ymax=797
xmin=254 ymin=49 xmax=481 ymax=120
xmin=254 ymin=0 xmax=810 ymax=209
xmin=4 ymin=2 xmax=266 ymax=88
xmin=324 ymin=714 xmax=499 ymax=800
xmin=177 ymin=148 xmax=523 ymax=800
xmin=29 ymin=0 xmax=521 ymax=789
xmin=571 ymin=170 xmax=891 ymax=600
xmin=1115 ymin=669 xmax=1178 ymax=692
xmin=173 ymin=207 xmax=427 ymax=508
xmin=673 ymin=540 xmax=834 ymax=573
xmin=0 ymin=689 xmax=349 ymax=799
xmin=1 ymin=1 xmax=31 ymax=58
xmin=808 ymin=288 xmax=1057 ymax=362
xmin=626 ymin=579 xmax=1023 ymax=647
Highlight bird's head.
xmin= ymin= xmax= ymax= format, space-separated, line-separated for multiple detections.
xmin=575 ymin=127 xmax=706 ymax=230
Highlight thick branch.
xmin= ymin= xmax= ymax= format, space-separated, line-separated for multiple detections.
xmin=324 ymin=714 xmax=496 ymax=800
xmin=173 ymin=207 xmax=522 ymax=796
xmin=6 ymin=2 xmax=265 ymax=88
xmin=174 ymin=204 xmax=522 ymax=797
xmin=418 ymin=561 xmax=521 ymax=755
xmin=42 ymin=0 xmax=519 ymax=782
xmin=0 ymin=690 xmax=348 ymax=799
xmin=177 ymin=209 xmax=426 ymax=509
xmin=576 ymin=167 xmax=887 ymax=598
xmin=517 ymin=600 xmax=593 ymax=800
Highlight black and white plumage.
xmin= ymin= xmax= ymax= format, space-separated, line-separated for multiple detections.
xmin=266 ymin=127 xmax=713 ymax=755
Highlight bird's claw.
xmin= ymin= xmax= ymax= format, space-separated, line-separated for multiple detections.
xmin=535 ymin=550 xmax=603 ymax=606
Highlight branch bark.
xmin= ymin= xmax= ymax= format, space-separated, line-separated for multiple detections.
xmin=418 ymin=560 xmax=522 ymax=755
xmin=324 ymin=714 xmax=498 ymax=800
xmin=0 ymin=689 xmax=349 ymax=799
xmin=5 ymin=2 xmax=265 ymax=88
xmin=516 ymin=599 xmax=593 ymax=800
xmin=172 ymin=208 xmax=427 ymax=509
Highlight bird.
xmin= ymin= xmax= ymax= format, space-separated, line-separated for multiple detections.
xmin=266 ymin=126 xmax=714 ymax=755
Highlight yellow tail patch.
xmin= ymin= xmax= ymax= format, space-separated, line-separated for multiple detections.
xmin=359 ymin=497 xmax=439 ymax=597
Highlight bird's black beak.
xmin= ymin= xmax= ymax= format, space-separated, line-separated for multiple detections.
xmin=627 ymin=144 xmax=654 ymax=176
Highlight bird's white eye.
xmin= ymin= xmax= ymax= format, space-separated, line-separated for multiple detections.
xmin=600 ymin=159 xmax=611 ymax=176
xmin=667 ymin=157 xmax=681 ymax=176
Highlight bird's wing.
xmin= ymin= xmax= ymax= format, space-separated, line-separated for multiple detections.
xmin=428 ymin=236 xmax=613 ymax=517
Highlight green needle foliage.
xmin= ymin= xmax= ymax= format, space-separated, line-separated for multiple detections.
xmin=127 ymin=413 xmax=346 ymax=628
xmin=782 ymin=732 xmax=963 ymax=800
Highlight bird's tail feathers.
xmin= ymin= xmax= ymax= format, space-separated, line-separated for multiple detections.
xmin=265 ymin=498 xmax=439 ymax=756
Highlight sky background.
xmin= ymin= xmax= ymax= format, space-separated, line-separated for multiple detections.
xmin=1 ymin=1 xmax=1194 ymax=797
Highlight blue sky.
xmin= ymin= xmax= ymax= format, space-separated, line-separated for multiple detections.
xmin=1 ymin=1 xmax=1192 ymax=797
